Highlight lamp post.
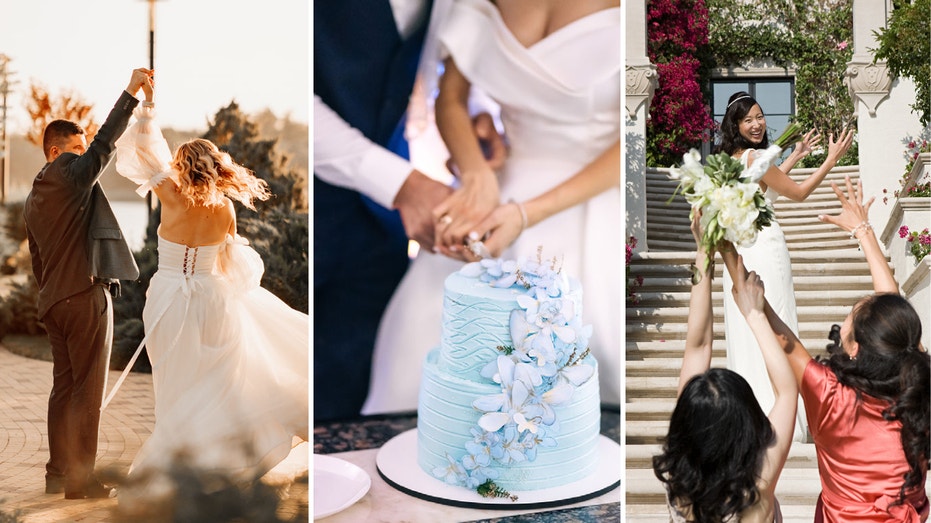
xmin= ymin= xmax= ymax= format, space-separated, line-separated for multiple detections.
xmin=0 ymin=54 xmax=17 ymax=205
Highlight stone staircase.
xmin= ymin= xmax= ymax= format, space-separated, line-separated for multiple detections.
xmin=626 ymin=165 xmax=874 ymax=521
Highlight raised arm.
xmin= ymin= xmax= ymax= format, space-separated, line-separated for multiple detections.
xmin=725 ymin=252 xmax=797 ymax=491
xmin=677 ymin=213 xmax=715 ymax=396
xmin=818 ymin=175 xmax=898 ymax=294
xmin=721 ymin=249 xmax=812 ymax=385
xmin=758 ymin=128 xmax=854 ymax=202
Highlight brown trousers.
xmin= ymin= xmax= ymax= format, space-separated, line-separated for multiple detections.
xmin=43 ymin=283 xmax=112 ymax=491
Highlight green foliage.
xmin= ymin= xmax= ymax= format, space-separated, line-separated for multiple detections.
xmin=872 ymin=0 xmax=931 ymax=126
xmin=203 ymin=102 xmax=308 ymax=313
xmin=0 ymin=276 xmax=42 ymax=339
xmin=111 ymin=103 xmax=308 ymax=371
xmin=707 ymin=0 xmax=857 ymax=154
xmin=476 ymin=480 xmax=517 ymax=501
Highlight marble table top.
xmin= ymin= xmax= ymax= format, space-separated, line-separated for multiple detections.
xmin=313 ymin=409 xmax=621 ymax=522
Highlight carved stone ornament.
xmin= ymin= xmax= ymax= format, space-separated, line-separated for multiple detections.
xmin=844 ymin=57 xmax=893 ymax=117
xmin=625 ymin=64 xmax=659 ymax=119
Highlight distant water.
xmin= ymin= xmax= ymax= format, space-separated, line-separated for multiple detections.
xmin=110 ymin=200 xmax=150 ymax=252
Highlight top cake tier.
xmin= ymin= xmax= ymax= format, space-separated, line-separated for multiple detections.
xmin=438 ymin=269 xmax=582 ymax=383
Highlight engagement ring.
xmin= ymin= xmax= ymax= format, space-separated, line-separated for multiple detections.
xmin=439 ymin=215 xmax=453 ymax=226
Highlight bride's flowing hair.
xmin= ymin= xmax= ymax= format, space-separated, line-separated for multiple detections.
xmin=170 ymin=139 xmax=271 ymax=210
xmin=714 ymin=91 xmax=770 ymax=155
xmin=653 ymin=368 xmax=775 ymax=522
xmin=823 ymin=293 xmax=930 ymax=506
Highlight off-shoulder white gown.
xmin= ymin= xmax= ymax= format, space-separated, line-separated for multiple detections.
xmin=363 ymin=0 xmax=621 ymax=414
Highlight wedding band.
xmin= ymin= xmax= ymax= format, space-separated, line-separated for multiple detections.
xmin=439 ymin=215 xmax=453 ymax=226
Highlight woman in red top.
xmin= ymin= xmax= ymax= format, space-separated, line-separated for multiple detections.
xmin=723 ymin=176 xmax=929 ymax=522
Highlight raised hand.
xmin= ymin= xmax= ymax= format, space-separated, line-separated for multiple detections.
xmin=817 ymin=175 xmax=873 ymax=234
xmin=826 ymin=127 xmax=854 ymax=162
xmin=794 ymin=129 xmax=822 ymax=159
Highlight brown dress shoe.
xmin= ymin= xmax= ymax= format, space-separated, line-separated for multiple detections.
xmin=65 ymin=480 xmax=113 ymax=500
xmin=45 ymin=476 xmax=65 ymax=494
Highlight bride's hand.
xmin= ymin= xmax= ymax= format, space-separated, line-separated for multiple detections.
xmin=432 ymin=169 xmax=499 ymax=255
xmin=794 ymin=129 xmax=822 ymax=159
xmin=459 ymin=202 xmax=524 ymax=262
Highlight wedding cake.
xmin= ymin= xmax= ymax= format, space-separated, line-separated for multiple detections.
xmin=417 ymin=256 xmax=601 ymax=495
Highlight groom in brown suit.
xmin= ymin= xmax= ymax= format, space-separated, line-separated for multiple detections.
xmin=24 ymin=68 xmax=151 ymax=499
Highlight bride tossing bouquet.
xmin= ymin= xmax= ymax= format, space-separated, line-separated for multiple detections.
xmin=668 ymin=123 xmax=804 ymax=273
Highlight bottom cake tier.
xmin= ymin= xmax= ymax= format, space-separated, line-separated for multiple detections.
xmin=417 ymin=348 xmax=601 ymax=491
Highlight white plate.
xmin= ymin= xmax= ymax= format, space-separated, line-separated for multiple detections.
xmin=313 ymin=454 xmax=372 ymax=520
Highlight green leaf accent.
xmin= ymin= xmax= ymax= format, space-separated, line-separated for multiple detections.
xmin=476 ymin=480 xmax=518 ymax=501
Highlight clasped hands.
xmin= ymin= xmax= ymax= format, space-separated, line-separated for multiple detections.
xmin=431 ymin=114 xmax=519 ymax=261
xmin=126 ymin=68 xmax=155 ymax=101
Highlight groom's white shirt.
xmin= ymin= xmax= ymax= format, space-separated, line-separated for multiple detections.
xmin=313 ymin=0 xmax=430 ymax=210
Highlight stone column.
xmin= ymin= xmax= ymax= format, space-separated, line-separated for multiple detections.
xmin=846 ymin=0 xmax=923 ymax=231
xmin=625 ymin=0 xmax=657 ymax=251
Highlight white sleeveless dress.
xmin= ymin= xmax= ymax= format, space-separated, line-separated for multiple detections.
xmin=363 ymin=0 xmax=621 ymax=414
xmin=722 ymin=149 xmax=807 ymax=442
xmin=111 ymin=107 xmax=308 ymax=484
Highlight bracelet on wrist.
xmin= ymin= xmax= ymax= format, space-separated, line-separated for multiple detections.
xmin=849 ymin=221 xmax=872 ymax=241
xmin=509 ymin=199 xmax=528 ymax=233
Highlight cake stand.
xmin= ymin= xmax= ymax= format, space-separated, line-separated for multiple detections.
xmin=375 ymin=429 xmax=621 ymax=510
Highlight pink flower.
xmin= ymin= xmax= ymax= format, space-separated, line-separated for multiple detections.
xmin=899 ymin=225 xmax=910 ymax=238
xmin=921 ymin=235 xmax=931 ymax=246
xmin=836 ymin=41 xmax=848 ymax=50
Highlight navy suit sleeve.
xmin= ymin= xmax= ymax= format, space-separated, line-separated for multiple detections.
xmin=63 ymin=90 xmax=139 ymax=188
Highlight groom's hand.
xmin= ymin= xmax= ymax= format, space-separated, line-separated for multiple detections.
xmin=473 ymin=112 xmax=506 ymax=170
xmin=394 ymin=169 xmax=453 ymax=250
xmin=126 ymin=68 xmax=154 ymax=97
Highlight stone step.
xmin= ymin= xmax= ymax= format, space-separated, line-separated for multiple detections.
xmin=628 ymin=274 xmax=876 ymax=293
xmin=631 ymin=289 xmax=867 ymax=307
xmin=625 ymin=340 xmax=837 ymax=359
xmin=625 ymin=442 xmax=818 ymax=469
xmin=625 ymin=504 xmax=818 ymax=523
xmin=625 ymin=464 xmax=823 ymax=506
xmin=625 ymin=358 xmax=729 ymax=379
xmin=628 ymin=305 xmax=852 ymax=323
xmin=632 ymin=250 xmax=876 ymax=263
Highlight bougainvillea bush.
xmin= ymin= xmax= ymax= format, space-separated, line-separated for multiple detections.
xmin=646 ymin=0 xmax=715 ymax=167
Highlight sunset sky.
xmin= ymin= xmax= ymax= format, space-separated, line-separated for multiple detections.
xmin=0 ymin=0 xmax=308 ymax=132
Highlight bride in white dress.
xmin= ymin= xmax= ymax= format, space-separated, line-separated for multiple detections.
xmin=363 ymin=0 xmax=621 ymax=414
xmin=717 ymin=91 xmax=853 ymax=442
xmin=110 ymin=90 xmax=308 ymax=498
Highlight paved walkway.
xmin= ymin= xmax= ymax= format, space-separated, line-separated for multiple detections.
xmin=0 ymin=344 xmax=307 ymax=522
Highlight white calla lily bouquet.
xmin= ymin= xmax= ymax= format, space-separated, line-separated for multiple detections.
xmin=668 ymin=123 xmax=804 ymax=275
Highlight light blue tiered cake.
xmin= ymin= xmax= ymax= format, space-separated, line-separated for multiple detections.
xmin=417 ymin=258 xmax=600 ymax=493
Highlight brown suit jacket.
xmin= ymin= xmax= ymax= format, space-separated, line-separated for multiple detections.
xmin=24 ymin=90 xmax=141 ymax=319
